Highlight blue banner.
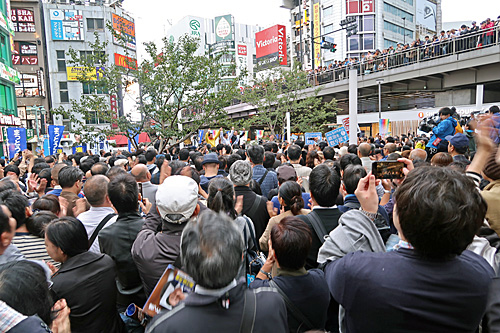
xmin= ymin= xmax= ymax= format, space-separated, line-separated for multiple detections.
xmin=198 ymin=129 xmax=205 ymax=145
xmin=304 ymin=132 xmax=322 ymax=145
xmin=48 ymin=125 xmax=65 ymax=155
xmin=325 ymin=127 xmax=349 ymax=147
xmin=72 ymin=145 xmax=87 ymax=154
xmin=6 ymin=127 xmax=27 ymax=159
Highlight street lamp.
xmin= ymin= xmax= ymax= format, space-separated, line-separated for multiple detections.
xmin=402 ymin=17 xmax=406 ymax=45
xmin=27 ymin=105 xmax=46 ymax=147
xmin=376 ymin=79 xmax=384 ymax=120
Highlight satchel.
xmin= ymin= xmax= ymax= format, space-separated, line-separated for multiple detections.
xmin=242 ymin=216 xmax=266 ymax=285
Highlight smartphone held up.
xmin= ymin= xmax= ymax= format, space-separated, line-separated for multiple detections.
xmin=372 ymin=161 xmax=405 ymax=179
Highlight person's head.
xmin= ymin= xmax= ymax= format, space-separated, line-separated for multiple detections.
xmin=4 ymin=165 xmax=20 ymax=180
xmin=430 ymin=152 xmax=453 ymax=167
xmin=45 ymin=156 xmax=55 ymax=167
xmin=107 ymin=174 xmax=138 ymax=214
xmin=90 ymin=162 xmax=109 ymax=176
xmin=446 ymin=133 xmax=469 ymax=155
xmin=342 ymin=164 xmax=367 ymax=195
xmin=45 ymin=217 xmax=88 ymax=262
xmin=0 ymin=261 xmax=53 ymax=325
xmin=277 ymin=165 xmax=297 ymax=185
xmin=179 ymin=148 xmax=190 ymax=162
xmin=323 ymin=146 xmax=335 ymax=160
xmin=287 ymin=144 xmax=302 ymax=162
xmin=50 ymin=164 xmax=67 ymax=187
xmin=0 ymin=190 xmax=29 ymax=229
xmin=106 ymin=165 xmax=127 ymax=181
xmin=309 ymin=164 xmax=341 ymax=207
xmin=488 ymin=105 xmax=499 ymax=114
xmin=145 ymin=149 xmax=157 ymax=163
xmin=193 ymin=156 xmax=204 ymax=172
xmin=181 ymin=210 xmax=244 ymax=289
xmin=201 ymin=153 xmax=220 ymax=174
xmin=383 ymin=143 xmax=397 ymax=156
xmin=0 ymin=205 xmax=15 ymax=255
xmin=246 ymin=145 xmax=264 ymax=165
xmin=438 ymin=107 xmax=453 ymax=120
xmin=269 ymin=216 xmax=312 ymax=270
xmin=248 ymin=179 xmax=262 ymax=195
xmin=347 ymin=144 xmax=358 ymax=155
xmin=483 ymin=150 xmax=500 ymax=181
xmin=32 ymin=194 xmax=61 ymax=216
xmin=32 ymin=162 xmax=50 ymax=176
xmin=339 ymin=153 xmax=362 ymax=173
xmin=394 ymin=166 xmax=486 ymax=259
xmin=263 ymin=152 xmax=275 ymax=169
xmin=0 ymin=178 xmax=17 ymax=194
xmin=305 ymin=150 xmax=320 ymax=169
xmin=58 ymin=166 xmax=84 ymax=193
xmin=178 ymin=165 xmax=201 ymax=185
xmin=278 ymin=181 xmax=304 ymax=215
xmin=131 ymin=164 xmax=151 ymax=183
xmin=25 ymin=211 xmax=58 ymax=238
xmin=156 ymin=176 xmax=200 ymax=226
xmin=229 ymin=160 xmax=253 ymax=186
xmin=83 ymin=175 xmax=110 ymax=207
xmin=207 ymin=177 xmax=237 ymax=219
xmin=226 ymin=153 xmax=242 ymax=172
xmin=358 ymin=143 xmax=371 ymax=158
xmin=410 ymin=148 xmax=428 ymax=162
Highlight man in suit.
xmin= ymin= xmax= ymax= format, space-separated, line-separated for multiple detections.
xmin=298 ymin=164 xmax=342 ymax=270
xmin=131 ymin=164 xmax=158 ymax=213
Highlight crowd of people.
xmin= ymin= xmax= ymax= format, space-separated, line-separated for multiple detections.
xmin=0 ymin=105 xmax=499 ymax=332
xmin=308 ymin=17 xmax=500 ymax=85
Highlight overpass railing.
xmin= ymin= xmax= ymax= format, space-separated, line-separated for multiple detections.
xmin=307 ymin=25 xmax=500 ymax=86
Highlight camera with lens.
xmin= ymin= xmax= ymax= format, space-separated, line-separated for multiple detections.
xmin=418 ymin=113 xmax=439 ymax=133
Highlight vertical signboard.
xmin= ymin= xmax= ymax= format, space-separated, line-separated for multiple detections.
xmin=50 ymin=9 xmax=84 ymax=40
xmin=11 ymin=8 xmax=35 ymax=33
xmin=313 ymin=1 xmax=321 ymax=69
xmin=214 ymin=15 xmax=234 ymax=42
xmin=6 ymin=127 xmax=26 ymax=158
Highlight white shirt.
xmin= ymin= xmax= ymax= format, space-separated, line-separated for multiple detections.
xmin=78 ymin=206 xmax=118 ymax=253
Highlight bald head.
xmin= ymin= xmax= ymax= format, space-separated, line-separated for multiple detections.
xmin=131 ymin=164 xmax=150 ymax=182
xmin=83 ymin=175 xmax=110 ymax=206
xmin=384 ymin=143 xmax=397 ymax=154
xmin=358 ymin=143 xmax=372 ymax=157
xmin=410 ymin=148 xmax=428 ymax=162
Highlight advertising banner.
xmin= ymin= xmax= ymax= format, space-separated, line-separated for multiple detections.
xmin=48 ymin=125 xmax=65 ymax=155
xmin=114 ymin=53 xmax=137 ymax=70
xmin=215 ymin=15 xmax=233 ymax=42
xmin=416 ymin=0 xmax=437 ymax=31
xmin=346 ymin=0 xmax=375 ymax=14
xmin=11 ymin=8 xmax=35 ymax=33
xmin=305 ymin=132 xmax=322 ymax=145
xmin=0 ymin=62 xmax=19 ymax=84
xmin=325 ymin=127 xmax=349 ymax=147
xmin=6 ymin=127 xmax=26 ymax=158
xmin=313 ymin=1 xmax=321 ymax=68
xmin=72 ymin=145 xmax=87 ymax=154
xmin=12 ymin=41 xmax=38 ymax=65
xmin=255 ymin=24 xmax=287 ymax=70
xmin=112 ymin=14 xmax=136 ymax=50
xmin=66 ymin=66 xmax=103 ymax=81
xmin=50 ymin=9 xmax=84 ymax=41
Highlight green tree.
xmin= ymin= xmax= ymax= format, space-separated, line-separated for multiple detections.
xmin=52 ymin=28 xmax=240 ymax=151
xmin=240 ymin=62 xmax=338 ymax=137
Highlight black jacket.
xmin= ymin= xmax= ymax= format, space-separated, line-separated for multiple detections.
xmin=298 ymin=208 xmax=342 ymax=270
xmin=98 ymin=211 xmax=146 ymax=309
xmin=146 ymin=283 xmax=288 ymax=333
xmin=51 ymin=252 xmax=125 ymax=333
xmin=234 ymin=186 xmax=270 ymax=240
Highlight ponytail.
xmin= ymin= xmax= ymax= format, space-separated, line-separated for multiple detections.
xmin=290 ymin=195 xmax=304 ymax=216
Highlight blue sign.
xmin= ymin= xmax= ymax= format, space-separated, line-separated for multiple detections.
xmin=198 ymin=129 xmax=205 ymax=145
xmin=6 ymin=128 xmax=27 ymax=159
xmin=72 ymin=145 xmax=87 ymax=154
xmin=290 ymin=134 xmax=298 ymax=141
xmin=51 ymin=20 xmax=63 ymax=40
xmin=48 ymin=125 xmax=65 ymax=155
xmin=304 ymin=132 xmax=322 ymax=145
xmin=325 ymin=127 xmax=349 ymax=147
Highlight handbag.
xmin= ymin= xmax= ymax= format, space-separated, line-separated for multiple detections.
xmin=242 ymin=216 xmax=266 ymax=285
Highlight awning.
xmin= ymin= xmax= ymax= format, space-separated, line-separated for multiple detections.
xmin=108 ymin=134 xmax=128 ymax=145
xmin=138 ymin=132 xmax=151 ymax=143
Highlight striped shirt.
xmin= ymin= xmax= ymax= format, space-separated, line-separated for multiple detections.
xmin=12 ymin=233 xmax=60 ymax=267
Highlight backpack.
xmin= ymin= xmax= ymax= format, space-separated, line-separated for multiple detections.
xmin=343 ymin=202 xmax=391 ymax=244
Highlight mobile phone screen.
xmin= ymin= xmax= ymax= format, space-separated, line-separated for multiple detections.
xmin=372 ymin=161 xmax=405 ymax=179
xmin=138 ymin=183 xmax=144 ymax=202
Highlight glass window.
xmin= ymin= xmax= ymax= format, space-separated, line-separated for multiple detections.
xmin=363 ymin=33 xmax=374 ymax=49
xmin=384 ymin=39 xmax=397 ymax=48
xmin=87 ymin=18 xmax=94 ymax=30
xmin=56 ymin=50 xmax=65 ymax=59
xmin=348 ymin=35 xmax=359 ymax=51
xmin=324 ymin=24 xmax=333 ymax=34
xmin=57 ymin=50 xmax=66 ymax=72
xmin=383 ymin=3 xmax=414 ymax=22
xmin=96 ymin=19 xmax=104 ymax=30
xmin=87 ymin=18 xmax=104 ymax=31
xmin=364 ymin=15 xmax=375 ymax=31
xmin=59 ymin=82 xmax=67 ymax=90
xmin=323 ymin=6 xmax=333 ymax=17
xmin=59 ymin=82 xmax=69 ymax=103
xmin=384 ymin=21 xmax=413 ymax=38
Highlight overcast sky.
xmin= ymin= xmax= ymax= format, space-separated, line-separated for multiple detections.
xmin=123 ymin=0 xmax=500 ymax=60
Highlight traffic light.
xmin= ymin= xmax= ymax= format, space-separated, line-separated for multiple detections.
xmin=330 ymin=43 xmax=337 ymax=53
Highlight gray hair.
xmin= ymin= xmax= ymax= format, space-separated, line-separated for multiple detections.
xmin=180 ymin=210 xmax=244 ymax=289
xmin=229 ymin=160 xmax=252 ymax=186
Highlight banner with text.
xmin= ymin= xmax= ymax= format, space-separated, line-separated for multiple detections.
xmin=6 ymin=127 xmax=26 ymax=158
xmin=305 ymin=132 xmax=322 ymax=145
xmin=325 ymin=127 xmax=349 ymax=147
xmin=48 ymin=125 xmax=65 ymax=155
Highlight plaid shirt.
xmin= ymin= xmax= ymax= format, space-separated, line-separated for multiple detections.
xmin=0 ymin=301 xmax=26 ymax=332
xmin=252 ymin=165 xmax=278 ymax=199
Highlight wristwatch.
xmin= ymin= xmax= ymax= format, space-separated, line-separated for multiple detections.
xmin=260 ymin=269 xmax=272 ymax=280
xmin=360 ymin=209 xmax=378 ymax=221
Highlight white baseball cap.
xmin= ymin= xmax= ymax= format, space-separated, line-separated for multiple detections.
xmin=156 ymin=176 xmax=199 ymax=223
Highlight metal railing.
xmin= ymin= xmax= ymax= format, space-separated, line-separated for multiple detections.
xmin=307 ymin=25 xmax=500 ymax=86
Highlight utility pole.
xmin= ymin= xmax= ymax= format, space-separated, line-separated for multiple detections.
xmin=298 ymin=0 xmax=303 ymax=66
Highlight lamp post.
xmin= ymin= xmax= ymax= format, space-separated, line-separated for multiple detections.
xmin=376 ymin=79 xmax=384 ymax=120
xmin=402 ymin=17 xmax=406 ymax=44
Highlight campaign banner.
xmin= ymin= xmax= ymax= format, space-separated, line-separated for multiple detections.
xmin=198 ymin=129 xmax=204 ymax=145
xmin=325 ymin=127 xmax=349 ymax=147
xmin=72 ymin=145 xmax=87 ymax=154
xmin=290 ymin=134 xmax=298 ymax=141
xmin=255 ymin=130 xmax=264 ymax=139
xmin=379 ymin=119 xmax=390 ymax=135
xmin=48 ymin=125 xmax=65 ymax=155
xmin=6 ymin=127 xmax=26 ymax=158
xmin=304 ymin=132 xmax=322 ymax=145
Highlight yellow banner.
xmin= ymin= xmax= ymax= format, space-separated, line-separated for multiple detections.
xmin=313 ymin=2 xmax=321 ymax=69
xmin=66 ymin=66 xmax=103 ymax=81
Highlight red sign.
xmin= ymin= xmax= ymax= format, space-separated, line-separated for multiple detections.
xmin=346 ymin=0 xmax=374 ymax=14
xmin=237 ymin=44 xmax=247 ymax=56
xmin=114 ymin=53 xmax=137 ymax=70
xmin=110 ymin=94 xmax=118 ymax=128
xmin=342 ymin=117 xmax=350 ymax=135
xmin=255 ymin=24 xmax=287 ymax=65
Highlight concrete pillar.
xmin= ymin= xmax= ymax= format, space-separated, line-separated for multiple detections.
xmin=348 ymin=69 xmax=357 ymax=145
xmin=476 ymin=84 xmax=484 ymax=111
xmin=286 ymin=111 xmax=291 ymax=142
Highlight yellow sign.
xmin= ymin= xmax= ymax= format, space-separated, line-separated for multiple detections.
xmin=313 ymin=2 xmax=321 ymax=69
xmin=66 ymin=66 xmax=103 ymax=81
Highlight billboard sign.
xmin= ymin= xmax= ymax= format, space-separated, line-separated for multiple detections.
xmin=12 ymin=41 xmax=37 ymax=65
xmin=112 ymin=14 xmax=136 ymax=50
xmin=325 ymin=127 xmax=349 ymax=147
xmin=255 ymin=24 xmax=287 ymax=70
xmin=66 ymin=66 xmax=103 ymax=81
xmin=346 ymin=0 xmax=375 ymax=14
xmin=416 ymin=0 xmax=437 ymax=31
xmin=114 ymin=53 xmax=137 ymax=70
xmin=50 ymin=9 xmax=84 ymax=41
xmin=11 ymin=8 xmax=35 ymax=33
xmin=215 ymin=15 xmax=233 ymax=42
xmin=313 ymin=1 xmax=321 ymax=68
xmin=237 ymin=44 xmax=247 ymax=56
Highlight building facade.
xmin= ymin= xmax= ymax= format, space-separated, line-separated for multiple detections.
xmin=285 ymin=0 xmax=441 ymax=69
xmin=42 ymin=0 xmax=136 ymax=139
